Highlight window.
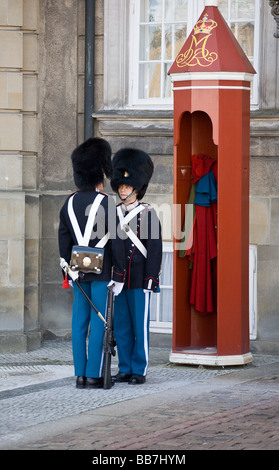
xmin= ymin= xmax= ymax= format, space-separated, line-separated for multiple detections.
xmin=218 ymin=0 xmax=260 ymax=107
xmin=129 ymin=0 xmax=260 ymax=108
xmin=249 ymin=245 xmax=257 ymax=340
xmin=130 ymin=0 xmax=190 ymax=107
xmin=150 ymin=242 xmax=173 ymax=333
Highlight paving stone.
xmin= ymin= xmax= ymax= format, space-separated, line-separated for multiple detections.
xmin=0 ymin=340 xmax=278 ymax=451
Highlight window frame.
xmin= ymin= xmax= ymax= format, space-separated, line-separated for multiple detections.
xmin=218 ymin=0 xmax=260 ymax=109
xmin=128 ymin=0 xmax=260 ymax=110
xmin=129 ymin=0 xmax=192 ymax=108
xmin=129 ymin=0 xmax=192 ymax=109
xmin=150 ymin=242 xmax=173 ymax=334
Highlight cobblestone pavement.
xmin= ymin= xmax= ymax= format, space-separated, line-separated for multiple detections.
xmin=0 ymin=340 xmax=278 ymax=451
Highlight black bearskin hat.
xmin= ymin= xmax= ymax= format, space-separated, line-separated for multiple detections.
xmin=111 ymin=148 xmax=154 ymax=200
xmin=71 ymin=138 xmax=112 ymax=190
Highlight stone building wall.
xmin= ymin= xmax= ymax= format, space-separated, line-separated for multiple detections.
xmin=0 ymin=0 xmax=40 ymax=351
xmin=37 ymin=0 xmax=105 ymax=339
xmin=248 ymin=3 xmax=279 ymax=345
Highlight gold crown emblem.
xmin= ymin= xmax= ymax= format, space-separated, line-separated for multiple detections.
xmin=194 ymin=13 xmax=217 ymax=35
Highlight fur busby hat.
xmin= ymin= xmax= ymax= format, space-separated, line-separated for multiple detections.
xmin=71 ymin=137 xmax=112 ymax=190
xmin=111 ymin=148 xmax=154 ymax=200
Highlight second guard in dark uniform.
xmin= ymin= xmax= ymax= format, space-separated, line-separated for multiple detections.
xmin=58 ymin=138 xmax=126 ymax=389
xmin=110 ymin=148 xmax=162 ymax=385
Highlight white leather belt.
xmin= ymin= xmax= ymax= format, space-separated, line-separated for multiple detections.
xmin=68 ymin=193 xmax=110 ymax=248
xmin=117 ymin=205 xmax=147 ymax=258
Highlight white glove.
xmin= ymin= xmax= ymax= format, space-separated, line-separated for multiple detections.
xmin=60 ymin=257 xmax=68 ymax=271
xmin=107 ymin=280 xmax=124 ymax=296
xmin=143 ymin=289 xmax=152 ymax=294
xmin=60 ymin=258 xmax=79 ymax=282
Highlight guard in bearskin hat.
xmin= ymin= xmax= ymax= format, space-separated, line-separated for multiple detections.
xmin=58 ymin=138 xmax=126 ymax=389
xmin=110 ymin=148 xmax=162 ymax=385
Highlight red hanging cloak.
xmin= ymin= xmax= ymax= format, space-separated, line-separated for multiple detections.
xmin=188 ymin=155 xmax=217 ymax=315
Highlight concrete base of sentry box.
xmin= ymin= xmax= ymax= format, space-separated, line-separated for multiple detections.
xmin=169 ymin=349 xmax=253 ymax=367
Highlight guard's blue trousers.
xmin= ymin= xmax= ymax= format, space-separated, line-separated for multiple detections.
xmin=72 ymin=281 xmax=107 ymax=378
xmin=114 ymin=289 xmax=150 ymax=377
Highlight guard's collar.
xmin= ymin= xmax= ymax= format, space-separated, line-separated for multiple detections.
xmin=121 ymin=200 xmax=139 ymax=213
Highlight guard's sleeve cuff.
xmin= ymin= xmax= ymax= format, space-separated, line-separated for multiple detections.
xmin=112 ymin=269 xmax=126 ymax=284
xmin=143 ymin=277 xmax=160 ymax=292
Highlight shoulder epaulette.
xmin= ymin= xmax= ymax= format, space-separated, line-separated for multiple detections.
xmin=141 ymin=202 xmax=152 ymax=210
xmin=99 ymin=191 xmax=109 ymax=197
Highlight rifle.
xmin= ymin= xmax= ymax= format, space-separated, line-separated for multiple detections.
xmin=60 ymin=258 xmax=106 ymax=324
xmin=103 ymin=283 xmax=116 ymax=389
xmin=60 ymin=258 xmax=116 ymax=389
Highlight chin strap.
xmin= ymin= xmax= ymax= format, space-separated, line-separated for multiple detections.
xmin=119 ymin=188 xmax=137 ymax=202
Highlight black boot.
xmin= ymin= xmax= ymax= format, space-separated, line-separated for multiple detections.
xmin=112 ymin=372 xmax=132 ymax=383
xmin=86 ymin=377 xmax=104 ymax=389
xmin=76 ymin=376 xmax=86 ymax=389
xmin=128 ymin=374 xmax=146 ymax=385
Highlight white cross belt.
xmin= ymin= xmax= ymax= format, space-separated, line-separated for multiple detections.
xmin=117 ymin=205 xmax=147 ymax=258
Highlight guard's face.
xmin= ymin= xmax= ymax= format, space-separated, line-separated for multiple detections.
xmin=118 ymin=185 xmax=135 ymax=201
